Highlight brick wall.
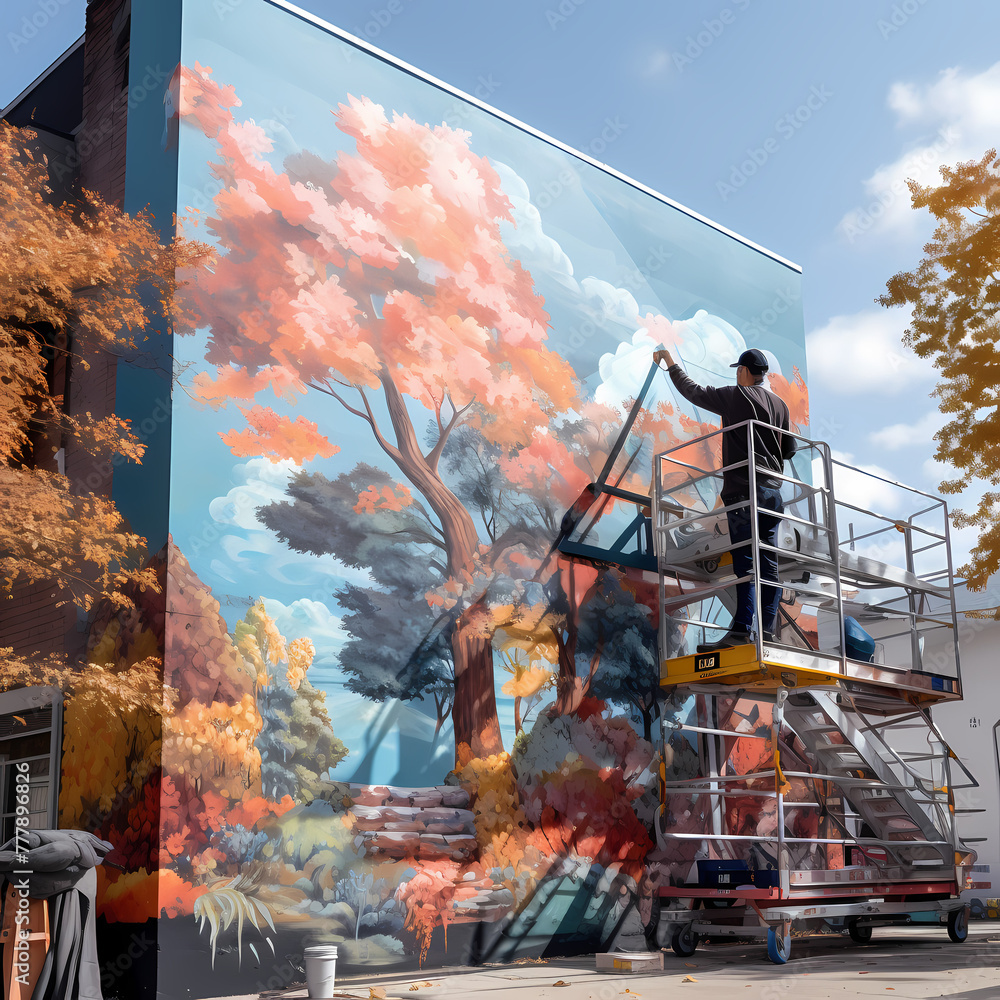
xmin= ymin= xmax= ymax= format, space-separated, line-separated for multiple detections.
xmin=79 ymin=0 xmax=131 ymax=205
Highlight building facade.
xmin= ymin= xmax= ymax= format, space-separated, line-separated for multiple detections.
xmin=1 ymin=1 xmax=822 ymax=996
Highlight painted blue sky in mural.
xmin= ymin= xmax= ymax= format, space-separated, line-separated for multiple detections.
xmin=158 ymin=0 xmax=804 ymax=781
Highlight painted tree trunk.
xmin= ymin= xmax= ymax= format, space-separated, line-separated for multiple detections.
xmin=378 ymin=372 xmax=503 ymax=760
xmin=451 ymin=623 xmax=503 ymax=758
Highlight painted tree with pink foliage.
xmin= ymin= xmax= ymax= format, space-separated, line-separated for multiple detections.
xmin=175 ymin=63 xmax=711 ymax=757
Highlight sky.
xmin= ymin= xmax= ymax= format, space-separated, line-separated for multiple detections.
xmin=4 ymin=0 xmax=998 ymax=569
xmin=4 ymin=1 xmax=998 ymax=778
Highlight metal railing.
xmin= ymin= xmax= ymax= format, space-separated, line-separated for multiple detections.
xmin=652 ymin=420 xmax=962 ymax=687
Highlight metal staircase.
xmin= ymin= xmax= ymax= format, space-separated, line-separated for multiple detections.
xmin=781 ymin=688 xmax=977 ymax=871
xmin=646 ymin=422 xmax=978 ymax=963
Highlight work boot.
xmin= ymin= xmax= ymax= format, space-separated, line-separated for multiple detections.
xmin=696 ymin=631 xmax=752 ymax=654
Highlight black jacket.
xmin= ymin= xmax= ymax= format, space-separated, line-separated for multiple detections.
xmin=667 ymin=364 xmax=794 ymax=499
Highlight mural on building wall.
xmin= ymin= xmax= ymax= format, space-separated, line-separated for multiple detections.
xmin=65 ymin=1 xmax=809 ymax=984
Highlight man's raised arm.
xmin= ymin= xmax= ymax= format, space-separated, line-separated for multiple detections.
xmin=654 ymin=349 xmax=726 ymax=415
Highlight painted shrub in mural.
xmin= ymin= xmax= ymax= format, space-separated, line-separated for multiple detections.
xmin=145 ymin=24 xmax=807 ymax=976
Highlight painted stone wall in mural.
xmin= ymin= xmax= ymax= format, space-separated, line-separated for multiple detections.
xmin=127 ymin=3 xmax=809 ymax=988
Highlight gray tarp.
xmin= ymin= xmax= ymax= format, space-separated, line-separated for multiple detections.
xmin=0 ymin=829 xmax=113 ymax=1000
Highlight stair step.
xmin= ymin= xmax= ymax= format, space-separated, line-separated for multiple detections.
xmin=815 ymin=748 xmax=864 ymax=761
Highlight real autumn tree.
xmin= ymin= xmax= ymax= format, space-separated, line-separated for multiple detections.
xmin=878 ymin=149 xmax=1000 ymax=589
xmin=0 ymin=122 xmax=208 ymax=612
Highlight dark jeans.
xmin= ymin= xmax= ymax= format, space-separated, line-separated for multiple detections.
xmin=725 ymin=486 xmax=784 ymax=637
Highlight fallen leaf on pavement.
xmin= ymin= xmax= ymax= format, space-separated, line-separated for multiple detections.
xmin=682 ymin=976 xmax=698 ymax=983
xmin=684 ymin=963 xmax=697 ymax=968
xmin=408 ymin=984 xmax=435 ymax=992
xmin=370 ymin=990 xmax=388 ymax=1000
xmin=552 ymin=982 xmax=570 ymax=987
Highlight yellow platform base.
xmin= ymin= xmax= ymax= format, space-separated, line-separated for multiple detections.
xmin=661 ymin=642 xmax=961 ymax=704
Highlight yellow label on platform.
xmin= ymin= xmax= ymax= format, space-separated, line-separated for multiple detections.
xmin=613 ymin=959 xmax=632 ymax=971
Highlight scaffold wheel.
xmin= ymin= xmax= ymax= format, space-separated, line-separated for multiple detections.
xmin=847 ymin=918 xmax=872 ymax=944
xmin=670 ymin=923 xmax=699 ymax=958
xmin=766 ymin=926 xmax=791 ymax=964
xmin=948 ymin=906 xmax=969 ymax=944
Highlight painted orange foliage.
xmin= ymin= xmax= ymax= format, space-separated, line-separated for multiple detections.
xmin=0 ymin=123 xmax=208 ymax=610
xmin=222 ymin=405 xmax=339 ymax=465
xmin=353 ymin=482 xmax=414 ymax=514
xmin=767 ymin=366 xmax=809 ymax=432
xmin=397 ymin=860 xmax=495 ymax=963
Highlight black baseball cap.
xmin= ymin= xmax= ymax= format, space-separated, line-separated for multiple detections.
xmin=730 ymin=349 xmax=769 ymax=374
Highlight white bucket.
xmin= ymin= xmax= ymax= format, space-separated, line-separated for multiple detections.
xmin=304 ymin=945 xmax=338 ymax=998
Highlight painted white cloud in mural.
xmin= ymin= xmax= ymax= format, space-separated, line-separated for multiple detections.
xmin=493 ymin=161 xmax=578 ymax=291
xmin=264 ymin=596 xmax=346 ymax=663
xmin=209 ymin=458 xmax=297 ymax=529
xmin=594 ymin=310 xmax=755 ymax=413
xmin=207 ymin=458 xmax=373 ymax=590
xmin=580 ymin=276 xmax=640 ymax=329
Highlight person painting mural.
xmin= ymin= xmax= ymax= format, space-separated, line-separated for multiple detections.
xmin=653 ymin=347 xmax=794 ymax=653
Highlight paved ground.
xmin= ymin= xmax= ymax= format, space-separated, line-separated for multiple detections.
xmin=205 ymin=923 xmax=1000 ymax=1000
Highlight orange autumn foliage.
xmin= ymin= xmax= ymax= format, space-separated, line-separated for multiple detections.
xmin=158 ymin=867 xmax=210 ymax=919
xmin=0 ymin=123 xmax=209 ymax=611
xmin=767 ymin=366 xmax=809 ymax=432
xmin=99 ymin=867 xmax=163 ymax=924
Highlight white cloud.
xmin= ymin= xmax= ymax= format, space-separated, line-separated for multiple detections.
xmin=643 ymin=50 xmax=670 ymax=78
xmin=805 ymin=308 xmax=936 ymax=395
xmin=209 ymin=458 xmax=299 ymax=530
xmin=593 ymin=310 xmax=748 ymax=413
xmin=838 ymin=61 xmax=1000 ymax=243
xmin=673 ymin=310 xmax=749 ymax=377
xmin=822 ymin=450 xmax=903 ymax=515
xmin=263 ymin=596 xmax=346 ymax=663
xmin=922 ymin=456 xmax=950 ymax=483
xmin=580 ymin=276 xmax=640 ymax=328
xmin=594 ymin=328 xmax=660 ymax=411
xmin=493 ymin=161 xmax=578 ymax=291
xmin=870 ymin=409 xmax=946 ymax=450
